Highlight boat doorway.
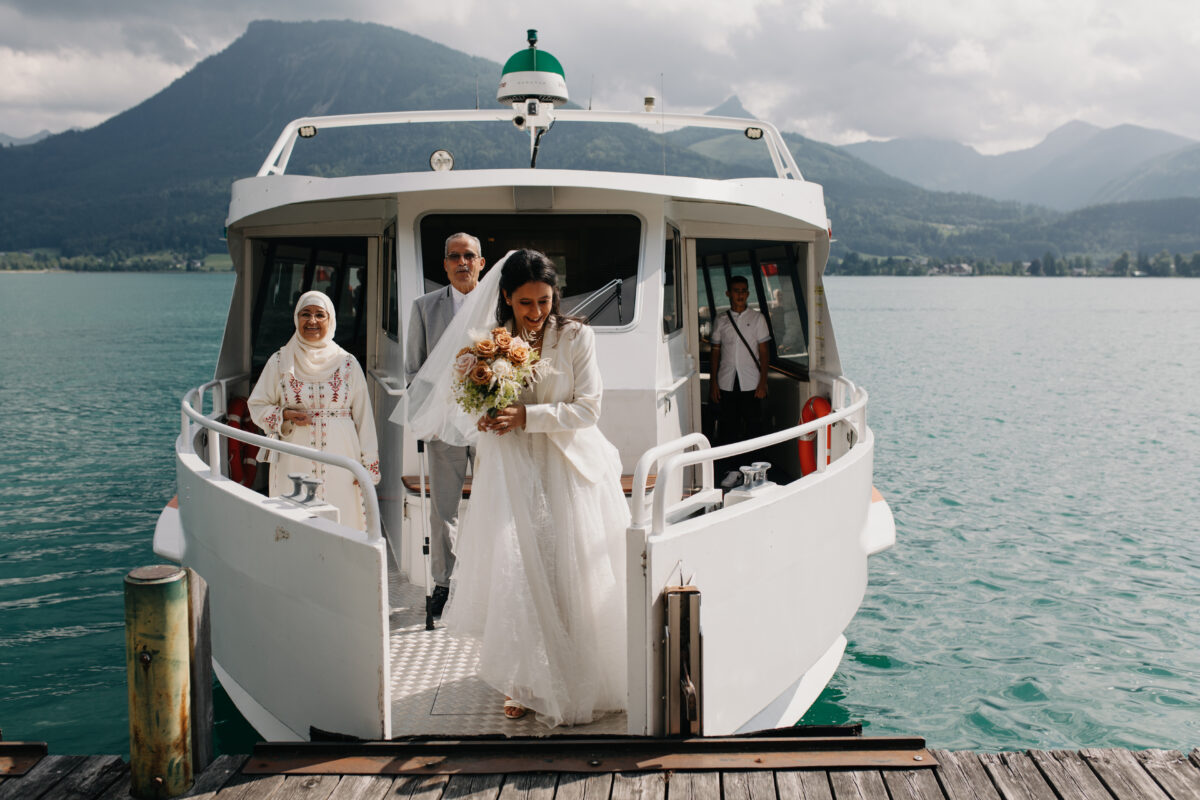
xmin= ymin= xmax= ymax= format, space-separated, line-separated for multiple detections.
xmin=692 ymin=238 xmax=811 ymax=482
xmin=249 ymin=236 xmax=373 ymax=377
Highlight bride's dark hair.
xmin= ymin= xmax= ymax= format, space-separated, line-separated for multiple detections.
xmin=495 ymin=249 xmax=577 ymax=331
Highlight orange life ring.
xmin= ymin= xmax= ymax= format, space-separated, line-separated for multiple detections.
xmin=798 ymin=396 xmax=832 ymax=476
xmin=226 ymin=397 xmax=260 ymax=487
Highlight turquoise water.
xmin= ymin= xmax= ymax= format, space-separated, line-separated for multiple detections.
xmin=1 ymin=272 xmax=1197 ymax=755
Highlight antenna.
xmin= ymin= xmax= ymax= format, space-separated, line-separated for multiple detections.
xmin=660 ymin=73 xmax=666 ymax=175
xmin=475 ymin=77 xmax=479 ymax=109
xmin=589 ymin=74 xmax=594 ymax=110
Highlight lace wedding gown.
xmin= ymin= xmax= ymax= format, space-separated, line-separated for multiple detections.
xmin=400 ymin=256 xmax=631 ymax=727
xmin=442 ymin=370 xmax=629 ymax=727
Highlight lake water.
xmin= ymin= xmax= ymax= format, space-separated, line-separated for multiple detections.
xmin=1 ymin=272 xmax=1197 ymax=756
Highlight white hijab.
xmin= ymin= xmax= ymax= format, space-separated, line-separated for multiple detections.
xmin=281 ymin=290 xmax=349 ymax=382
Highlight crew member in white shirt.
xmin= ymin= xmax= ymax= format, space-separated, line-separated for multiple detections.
xmin=709 ymin=276 xmax=771 ymax=481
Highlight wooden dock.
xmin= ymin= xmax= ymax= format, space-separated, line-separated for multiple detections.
xmin=2 ymin=740 xmax=1199 ymax=800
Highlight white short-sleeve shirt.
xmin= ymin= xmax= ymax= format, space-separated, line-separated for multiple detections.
xmin=711 ymin=307 xmax=771 ymax=392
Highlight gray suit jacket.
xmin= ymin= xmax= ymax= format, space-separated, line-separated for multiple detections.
xmin=406 ymin=286 xmax=457 ymax=385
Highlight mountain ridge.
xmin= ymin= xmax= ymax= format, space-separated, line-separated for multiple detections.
xmin=843 ymin=122 xmax=1199 ymax=210
xmin=1 ymin=19 xmax=1197 ymax=266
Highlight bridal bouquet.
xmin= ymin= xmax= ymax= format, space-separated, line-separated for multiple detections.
xmin=452 ymin=327 xmax=544 ymax=416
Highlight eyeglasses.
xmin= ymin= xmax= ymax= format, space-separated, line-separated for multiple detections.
xmin=445 ymin=252 xmax=480 ymax=262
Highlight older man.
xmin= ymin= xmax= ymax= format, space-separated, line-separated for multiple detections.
xmin=406 ymin=232 xmax=485 ymax=616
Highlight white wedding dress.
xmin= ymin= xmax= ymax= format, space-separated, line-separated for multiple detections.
xmin=399 ymin=256 xmax=631 ymax=727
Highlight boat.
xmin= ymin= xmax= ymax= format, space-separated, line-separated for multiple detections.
xmin=154 ymin=29 xmax=896 ymax=742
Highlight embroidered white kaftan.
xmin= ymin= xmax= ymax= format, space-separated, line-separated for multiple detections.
xmin=248 ymin=352 xmax=381 ymax=531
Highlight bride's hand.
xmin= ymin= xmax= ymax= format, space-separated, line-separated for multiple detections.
xmin=479 ymin=404 xmax=526 ymax=435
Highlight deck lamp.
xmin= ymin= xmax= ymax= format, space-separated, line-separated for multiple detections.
xmin=298 ymin=125 xmax=317 ymax=138
xmin=744 ymin=127 xmax=764 ymax=140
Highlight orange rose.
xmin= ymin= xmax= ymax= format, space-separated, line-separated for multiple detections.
xmin=492 ymin=327 xmax=513 ymax=353
xmin=469 ymin=363 xmax=493 ymax=386
xmin=456 ymin=346 xmax=472 ymax=358
xmin=474 ymin=338 xmax=497 ymax=358
xmin=507 ymin=344 xmax=530 ymax=365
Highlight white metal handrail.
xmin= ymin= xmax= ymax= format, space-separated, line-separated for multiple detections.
xmin=258 ymin=108 xmax=803 ymax=181
xmin=367 ymin=368 xmax=407 ymax=398
xmin=655 ymin=372 xmax=695 ymax=408
xmin=178 ymin=383 xmax=383 ymax=542
xmin=629 ymin=433 xmax=715 ymax=528
xmin=646 ymin=385 xmax=869 ymax=535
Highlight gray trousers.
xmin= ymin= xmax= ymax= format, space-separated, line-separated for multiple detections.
xmin=426 ymin=439 xmax=473 ymax=587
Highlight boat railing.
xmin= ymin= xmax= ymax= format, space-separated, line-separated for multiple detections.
xmin=178 ymin=380 xmax=383 ymax=542
xmin=257 ymin=108 xmax=803 ymax=181
xmin=633 ymin=383 xmax=869 ymax=535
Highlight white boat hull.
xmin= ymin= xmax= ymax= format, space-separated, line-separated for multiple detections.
xmin=172 ymin=449 xmax=391 ymax=741
xmin=628 ymin=428 xmax=880 ymax=736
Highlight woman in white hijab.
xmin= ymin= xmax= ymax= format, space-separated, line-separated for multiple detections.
xmin=248 ymin=290 xmax=380 ymax=531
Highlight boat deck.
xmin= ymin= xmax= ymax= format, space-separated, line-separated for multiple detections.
xmin=387 ymin=564 xmax=627 ymax=737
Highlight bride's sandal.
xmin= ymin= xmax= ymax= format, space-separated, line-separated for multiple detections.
xmin=503 ymin=698 xmax=527 ymax=719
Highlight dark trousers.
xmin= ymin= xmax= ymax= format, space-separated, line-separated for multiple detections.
xmin=715 ymin=376 xmax=765 ymax=476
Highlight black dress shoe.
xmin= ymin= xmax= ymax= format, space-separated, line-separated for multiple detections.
xmin=430 ymin=585 xmax=450 ymax=617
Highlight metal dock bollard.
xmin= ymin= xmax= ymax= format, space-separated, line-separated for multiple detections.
xmin=124 ymin=565 xmax=194 ymax=798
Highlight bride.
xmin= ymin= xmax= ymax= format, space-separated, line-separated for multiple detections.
xmin=404 ymin=249 xmax=631 ymax=726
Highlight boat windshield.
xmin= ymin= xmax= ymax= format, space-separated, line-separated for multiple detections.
xmin=419 ymin=214 xmax=642 ymax=327
xmin=696 ymin=239 xmax=810 ymax=377
xmin=273 ymin=117 xmax=783 ymax=181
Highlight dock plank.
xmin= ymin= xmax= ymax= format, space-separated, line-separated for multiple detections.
xmin=977 ymin=752 xmax=1057 ymax=800
xmin=183 ymin=754 xmax=250 ymax=799
xmin=325 ymin=775 xmax=399 ymax=800
xmin=47 ymin=755 xmax=127 ymax=800
xmin=499 ymin=772 xmax=559 ymax=800
xmin=1134 ymin=749 xmax=1200 ymax=800
xmin=0 ymin=753 xmax=87 ymax=800
xmin=212 ymin=772 xmax=287 ymax=799
xmin=665 ymin=770 xmax=720 ymax=800
xmin=775 ymin=769 xmax=833 ymax=800
xmin=444 ymin=773 xmax=505 ymax=800
xmin=274 ymin=773 xmax=341 ymax=799
xmin=828 ymin=770 xmax=888 ymax=800
xmin=882 ymin=769 xmax=944 ymax=800
xmin=93 ymin=772 xmax=134 ymax=800
xmin=1082 ymin=748 xmax=1171 ymax=800
xmin=929 ymin=750 xmax=1000 ymax=800
xmin=555 ymin=772 xmax=613 ymax=800
xmin=1028 ymin=750 xmax=1114 ymax=800
xmin=612 ymin=772 xmax=666 ymax=800
xmin=723 ymin=771 xmax=778 ymax=800
xmin=393 ymin=774 xmax=452 ymax=800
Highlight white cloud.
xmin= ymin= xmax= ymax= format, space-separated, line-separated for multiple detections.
xmin=0 ymin=0 xmax=1198 ymax=152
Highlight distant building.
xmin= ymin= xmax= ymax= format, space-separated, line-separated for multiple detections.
xmin=927 ymin=262 xmax=974 ymax=276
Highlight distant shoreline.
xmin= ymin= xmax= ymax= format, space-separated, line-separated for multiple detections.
xmin=0 ymin=268 xmax=232 ymax=275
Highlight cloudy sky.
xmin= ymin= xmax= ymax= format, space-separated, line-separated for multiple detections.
xmin=2 ymin=0 xmax=1198 ymax=153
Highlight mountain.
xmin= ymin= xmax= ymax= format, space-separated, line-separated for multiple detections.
xmin=1 ymin=20 xmax=1198 ymax=266
xmin=705 ymin=96 xmax=755 ymax=119
xmin=0 ymin=130 xmax=55 ymax=147
xmin=0 ymin=20 xmax=735 ymax=256
xmin=844 ymin=122 xmax=1198 ymax=210
xmin=1091 ymin=144 xmax=1200 ymax=205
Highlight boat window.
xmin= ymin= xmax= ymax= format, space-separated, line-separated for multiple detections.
xmin=695 ymin=239 xmax=809 ymax=376
xmin=250 ymin=237 xmax=370 ymax=375
xmin=419 ymin=214 xmax=641 ymax=327
xmin=663 ymin=225 xmax=684 ymax=336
